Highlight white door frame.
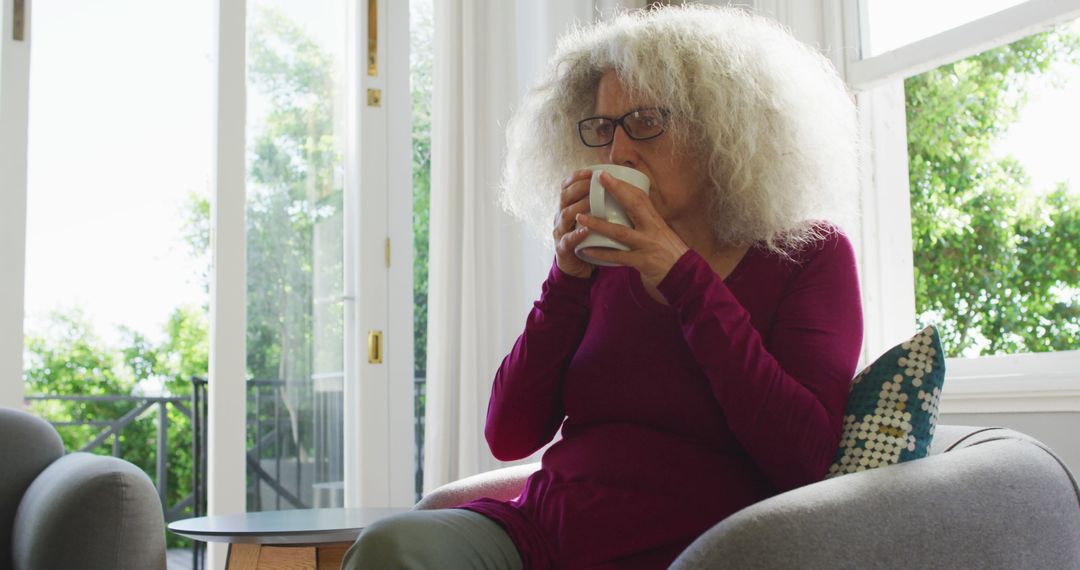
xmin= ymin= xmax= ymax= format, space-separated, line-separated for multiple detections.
xmin=209 ymin=11 xmax=415 ymax=563
xmin=343 ymin=0 xmax=414 ymax=508
xmin=0 ymin=0 xmax=31 ymax=408
xmin=207 ymin=0 xmax=248 ymax=567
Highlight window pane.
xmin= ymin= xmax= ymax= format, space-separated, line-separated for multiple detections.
xmin=865 ymin=0 xmax=1029 ymax=57
xmin=411 ymin=0 xmax=433 ymax=502
xmin=906 ymin=19 xmax=1080 ymax=357
xmin=24 ymin=0 xmax=211 ymax=539
xmin=245 ymin=0 xmax=346 ymax=511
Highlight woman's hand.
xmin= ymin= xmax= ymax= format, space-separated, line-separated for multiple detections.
xmin=553 ymin=170 xmax=597 ymax=279
xmin=576 ymin=171 xmax=690 ymax=290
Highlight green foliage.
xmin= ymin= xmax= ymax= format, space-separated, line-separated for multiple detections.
xmin=412 ymin=0 xmax=433 ymax=378
xmin=246 ymin=5 xmax=337 ymax=385
xmin=25 ymin=310 xmax=135 ymax=448
xmin=906 ymin=29 xmax=1080 ymax=356
xmin=182 ymin=191 xmax=211 ymax=295
xmin=25 ymin=307 xmax=209 ymax=547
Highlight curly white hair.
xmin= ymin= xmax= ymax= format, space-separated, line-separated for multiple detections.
xmin=500 ymin=4 xmax=859 ymax=254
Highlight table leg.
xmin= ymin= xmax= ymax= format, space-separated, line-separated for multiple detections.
xmin=316 ymin=543 xmax=352 ymax=569
xmin=225 ymin=542 xmax=354 ymax=569
xmin=226 ymin=544 xmax=261 ymax=569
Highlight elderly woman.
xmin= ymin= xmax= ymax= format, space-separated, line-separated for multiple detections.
xmin=345 ymin=5 xmax=862 ymax=569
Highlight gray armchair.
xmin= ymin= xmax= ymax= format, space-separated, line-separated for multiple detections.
xmin=0 ymin=406 xmax=166 ymax=570
xmin=416 ymin=425 xmax=1080 ymax=568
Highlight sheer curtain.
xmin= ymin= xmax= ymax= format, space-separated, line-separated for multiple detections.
xmin=424 ymin=0 xmax=646 ymax=493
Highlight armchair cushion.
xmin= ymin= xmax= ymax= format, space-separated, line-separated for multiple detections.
xmin=827 ymin=325 xmax=945 ymax=478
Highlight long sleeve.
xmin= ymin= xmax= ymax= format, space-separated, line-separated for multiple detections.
xmin=657 ymin=233 xmax=863 ymax=491
xmin=485 ymin=261 xmax=594 ymax=461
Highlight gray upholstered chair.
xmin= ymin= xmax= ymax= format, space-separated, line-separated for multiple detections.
xmin=416 ymin=425 xmax=1080 ymax=568
xmin=0 ymin=406 xmax=166 ymax=570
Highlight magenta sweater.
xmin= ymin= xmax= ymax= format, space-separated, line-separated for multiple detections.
xmin=462 ymin=230 xmax=863 ymax=569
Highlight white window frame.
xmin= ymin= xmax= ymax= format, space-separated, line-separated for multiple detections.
xmin=840 ymin=0 xmax=1080 ymax=414
xmin=0 ymin=0 xmax=31 ymax=408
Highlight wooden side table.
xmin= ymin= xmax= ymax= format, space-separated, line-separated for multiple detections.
xmin=169 ymin=507 xmax=409 ymax=569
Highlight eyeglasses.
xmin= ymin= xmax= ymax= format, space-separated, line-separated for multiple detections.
xmin=577 ymin=108 xmax=670 ymax=148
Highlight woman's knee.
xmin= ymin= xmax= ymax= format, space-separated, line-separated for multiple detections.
xmin=341 ymin=509 xmax=521 ymax=570
xmin=343 ymin=516 xmax=418 ymax=568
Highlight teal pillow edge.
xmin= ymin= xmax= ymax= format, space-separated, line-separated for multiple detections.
xmin=826 ymin=325 xmax=947 ymax=478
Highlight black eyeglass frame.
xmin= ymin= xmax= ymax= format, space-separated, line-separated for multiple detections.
xmin=576 ymin=107 xmax=671 ymax=148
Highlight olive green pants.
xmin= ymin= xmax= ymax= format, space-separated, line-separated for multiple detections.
xmin=341 ymin=509 xmax=523 ymax=570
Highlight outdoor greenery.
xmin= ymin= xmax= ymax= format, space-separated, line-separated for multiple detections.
xmin=24 ymin=307 xmax=207 ymax=548
xmin=412 ymin=0 xmax=433 ymax=379
xmin=241 ymin=7 xmax=345 ymax=491
xmin=906 ymin=27 xmax=1080 ymax=356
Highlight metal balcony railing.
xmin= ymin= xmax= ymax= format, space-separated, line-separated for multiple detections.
xmin=23 ymin=393 xmax=195 ymax=522
xmin=28 ymin=373 xmax=427 ymax=570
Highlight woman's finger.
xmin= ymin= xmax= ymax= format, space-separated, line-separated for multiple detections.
xmin=575 ymin=212 xmax=646 ymax=249
xmin=557 ymin=224 xmax=592 ymax=257
xmin=597 ymin=171 xmax=655 ymax=228
xmin=579 ymin=246 xmax=630 ymax=267
xmin=555 ymin=198 xmax=592 ymax=236
xmin=559 ymin=170 xmax=593 ymax=208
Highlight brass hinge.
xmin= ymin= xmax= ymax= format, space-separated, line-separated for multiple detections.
xmin=367 ymin=0 xmax=378 ymax=76
xmin=385 ymin=237 xmax=391 ymax=268
xmin=14 ymin=0 xmax=26 ymax=41
xmin=367 ymin=330 xmax=383 ymax=364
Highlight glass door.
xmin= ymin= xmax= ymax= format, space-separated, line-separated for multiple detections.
xmin=2 ymin=0 xmax=414 ymax=533
xmin=243 ymin=0 xmax=348 ymax=512
xmin=240 ymin=0 xmax=414 ymax=511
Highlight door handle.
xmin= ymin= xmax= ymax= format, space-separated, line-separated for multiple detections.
xmin=368 ymin=330 xmax=383 ymax=364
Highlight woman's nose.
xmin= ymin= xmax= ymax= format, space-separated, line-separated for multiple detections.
xmin=605 ymin=124 xmax=638 ymax=167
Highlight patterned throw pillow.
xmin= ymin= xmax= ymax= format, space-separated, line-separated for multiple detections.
xmin=826 ymin=325 xmax=946 ymax=478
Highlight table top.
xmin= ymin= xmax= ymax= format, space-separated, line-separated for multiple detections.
xmin=168 ymin=507 xmax=410 ymax=545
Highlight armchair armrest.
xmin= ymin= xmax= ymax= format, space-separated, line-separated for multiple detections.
xmin=415 ymin=462 xmax=541 ymax=511
xmin=13 ymin=452 xmax=166 ymax=570
xmin=671 ymin=437 xmax=1080 ymax=569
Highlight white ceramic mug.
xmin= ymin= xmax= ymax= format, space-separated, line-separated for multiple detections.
xmin=574 ymin=164 xmax=650 ymax=267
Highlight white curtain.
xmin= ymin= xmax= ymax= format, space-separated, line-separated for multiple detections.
xmin=424 ymin=0 xmax=648 ymax=493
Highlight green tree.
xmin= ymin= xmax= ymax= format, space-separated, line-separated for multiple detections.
xmin=243 ymin=7 xmax=350 ymax=503
xmin=24 ymin=310 xmax=136 ymax=449
xmin=906 ymin=28 xmax=1080 ymax=356
xmin=246 ymin=6 xmax=337 ymax=387
xmin=25 ymin=307 xmax=209 ymax=547
xmin=410 ymin=0 xmax=433 ymax=498
xmin=183 ymin=7 xmax=349 ymax=504
xmin=412 ymin=0 xmax=433 ymax=378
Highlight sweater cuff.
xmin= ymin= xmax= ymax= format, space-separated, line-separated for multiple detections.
xmin=542 ymin=258 xmax=594 ymax=306
xmin=657 ymin=249 xmax=715 ymax=307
